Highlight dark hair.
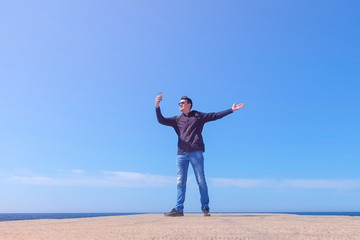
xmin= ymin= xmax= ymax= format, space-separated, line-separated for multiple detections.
xmin=181 ymin=96 xmax=193 ymax=109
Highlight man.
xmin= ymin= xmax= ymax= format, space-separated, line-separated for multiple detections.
xmin=155 ymin=94 xmax=245 ymax=217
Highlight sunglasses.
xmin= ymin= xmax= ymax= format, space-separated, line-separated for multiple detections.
xmin=178 ymin=101 xmax=187 ymax=105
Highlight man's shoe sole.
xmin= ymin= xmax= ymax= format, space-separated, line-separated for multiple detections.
xmin=164 ymin=214 xmax=184 ymax=217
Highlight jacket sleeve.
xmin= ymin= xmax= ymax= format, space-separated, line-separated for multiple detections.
xmin=201 ymin=108 xmax=233 ymax=123
xmin=155 ymin=107 xmax=177 ymax=127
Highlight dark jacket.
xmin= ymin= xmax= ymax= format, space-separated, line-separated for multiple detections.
xmin=156 ymin=107 xmax=233 ymax=154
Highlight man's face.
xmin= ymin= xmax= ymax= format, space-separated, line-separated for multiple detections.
xmin=179 ymin=100 xmax=191 ymax=113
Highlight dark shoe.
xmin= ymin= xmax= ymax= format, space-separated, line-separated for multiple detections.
xmin=203 ymin=208 xmax=211 ymax=216
xmin=164 ymin=208 xmax=184 ymax=217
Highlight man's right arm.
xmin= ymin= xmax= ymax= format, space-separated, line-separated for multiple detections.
xmin=155 ymin=107 xmax=176 ymax=126
xmin=155 ymin=93 xmax=176 ymax=127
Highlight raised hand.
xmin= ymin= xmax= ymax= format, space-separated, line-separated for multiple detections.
xmin=232 ymin=102 xmax=245 ymax=112
xmin=155 ymin=92 xmax=163 ymax=108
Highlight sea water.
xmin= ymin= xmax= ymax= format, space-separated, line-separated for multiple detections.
xmin=1 ymin=212 xmax=359 ymax=222
xmin=0 ymin=213 xmax=143 ymax=222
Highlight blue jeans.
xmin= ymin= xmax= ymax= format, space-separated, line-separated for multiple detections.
xmin=175 ymin=151 xmax=209 ymax=212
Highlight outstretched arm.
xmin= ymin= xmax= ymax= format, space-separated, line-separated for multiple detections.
xmin=232 ymin=102 xmax=245 ymax=112
xmin=201 ymin=101 xmax=245 ymax=123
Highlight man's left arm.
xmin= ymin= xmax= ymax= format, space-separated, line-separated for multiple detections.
xmin=202 ymin=102 xmax=245 ymax=123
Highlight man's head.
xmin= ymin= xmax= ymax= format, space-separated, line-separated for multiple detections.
xmin=179 ymin=96 xmax=192 ymax=114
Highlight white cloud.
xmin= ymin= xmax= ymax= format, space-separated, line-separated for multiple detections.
xmin=55 ymin=169 xmax=86 ymax=174
xmin=102 ymin=171 xmax=175 ymax=187
xmin=210 ymin=178 xmax=360 ymax=191
xmin=8 ymin=171 xmax=175 ymax=188
xmin=11 ymin=176 xmax=58 ymax=185
xmin=70 ymin=169 xmax=86 ymax=174
xmin=210 ymin=178 xmax=273 ymax=188
xmin=5 ymin=170 xmax=360 ymax=191
xmin=281 ymin=179 xmax=360 ymax=190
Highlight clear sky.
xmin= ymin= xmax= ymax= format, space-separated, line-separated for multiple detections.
xmin=1 ymin=0 xmax=359 ymax=213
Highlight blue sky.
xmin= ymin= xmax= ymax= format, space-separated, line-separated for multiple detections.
xmin=1 ymin=0 xmax=359 ymax=213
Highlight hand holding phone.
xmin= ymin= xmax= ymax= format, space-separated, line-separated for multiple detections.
xmin=155 ymin=92 xmax=163 ymax=108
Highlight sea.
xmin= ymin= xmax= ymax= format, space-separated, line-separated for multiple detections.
xmin=0 ymin=212 xmax=359 ymax=222
xmin=0 ymin=213 xmax=143 ymax=222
